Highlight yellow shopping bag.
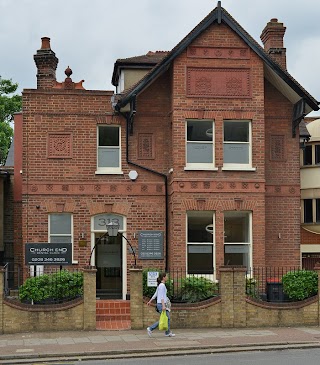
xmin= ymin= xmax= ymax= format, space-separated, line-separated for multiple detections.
xmin=159 ymin=311 xmax=168 ymax=331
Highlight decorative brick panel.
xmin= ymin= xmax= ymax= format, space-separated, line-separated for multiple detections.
xmin=47 ymin=133 xmax=72 ymax=158
xmin=187 ymin=67 xmax=251 ymax=98
xmin=187 ymin=46 xmax=250 ymax=60
xmin=270 ymin=134 xmax=285 ymax=161
xmin=138 ymin=133 xmax=155 ymax=159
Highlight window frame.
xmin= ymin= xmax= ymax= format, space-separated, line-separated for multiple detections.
xmin=302 ymin=198 xmax=320 ymax=224
xmin=302 ymin=144 xmax=320 ymax=166
xmin=96 ymin=125 xmax=123 ymax=174
xmin=48 ymin=213 xmax=75 ymax=262
xmin=186 ymin=211 xmax=216 ymax=278
xmin=223 ymin=211 xmax=252 ymax=269
xmin=184 ymin=119 xmax=217 ymax=171
xmin=222 ymin=119 xmax=255 ymax=171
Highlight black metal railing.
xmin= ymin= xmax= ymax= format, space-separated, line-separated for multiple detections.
xmin=246 ymin=267 xmax=315 ymax=302
xmin=166 ymin=268 xmax=219 ymax=303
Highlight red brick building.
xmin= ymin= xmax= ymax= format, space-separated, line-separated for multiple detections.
xmin=14 ymin=3 xmax=319 ymax=299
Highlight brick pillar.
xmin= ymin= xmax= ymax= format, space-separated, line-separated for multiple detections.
xmin=233 ymin=267 xmax=247 ymax=327
xmin=130 ymin=268 xmax=143 ymax=329
xmin=220 ymin=266 xmax=247 ymax=328
xmin=0 ymin=268 xmax=4 ymax=334
xmin=83 ymin=267 xmax=97 ymax=330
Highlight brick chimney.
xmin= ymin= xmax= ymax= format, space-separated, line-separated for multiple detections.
xmin=33 ymin=37 xmax=59 ymax=89
xmin=260 ymin=18 xmax=286 ymax=70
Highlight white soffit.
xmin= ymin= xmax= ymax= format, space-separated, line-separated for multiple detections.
xmin=264 ymin=64 xmax=313 ymax=115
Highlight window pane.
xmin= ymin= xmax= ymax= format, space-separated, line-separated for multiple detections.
xmin=98 ymin=147 xmax=120 ymax=168
xmin=187 ymin=143 xmax=213 ymax=163
xmin=315 ymin=145 xmax=320 ymax=164
xmin=223 ymin=143 xmax=249 ymax=164
xmin=316 ymin=199 xmax=320 ymax=223
xmin=304 ymin=199 xmax=313 ymax=223
xmin=303 ymin=145 xmax=312 ymax=165
xmin=50 ymin=236 xmax=72 ymax=244
xmin=188 ymin=244 xmax=213 ymax=274
xmin=188 ymin=211 xmax=213 ymax=243
xmin=224 ymin=212 xmax=249 ymax=243
xmin=187 ymin=121 xmax=212 ymax=142
xmin=99 ymin=126 xmax=119 ymax=147
xmin=50 ymin=214 xmax=71 ymax=234
xmin=224 ymin=121 xmax=248 ymax=142
xmin=224 ymin=245 xmax=249 ymax=268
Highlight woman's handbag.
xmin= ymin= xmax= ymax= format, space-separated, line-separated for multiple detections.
xmin=159 ymin=311 xmax=168 ymax=331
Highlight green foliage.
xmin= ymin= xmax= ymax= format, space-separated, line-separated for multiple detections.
xmin=0 ymin=76 xmax=22 ymax=165
xmin=19 ymin=270 xmax=83 ymax=304
xmin=176 ymin=276 xmax=218 ymax=303
xmin=282 ymin=270 xmax=318 ymax=301
xmin=246 ymin=277 xmax=259 ymax=298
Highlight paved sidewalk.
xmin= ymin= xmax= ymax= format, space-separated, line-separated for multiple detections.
xmin=1 ymin=326 xmax=320 ymax=363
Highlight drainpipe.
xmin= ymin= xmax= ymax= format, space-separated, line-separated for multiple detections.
xmin=116 ymin=100 xmax=169 ymax=271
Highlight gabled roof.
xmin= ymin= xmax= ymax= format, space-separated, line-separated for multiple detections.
xmin=115 ymin=2 xmax=319 ymax=113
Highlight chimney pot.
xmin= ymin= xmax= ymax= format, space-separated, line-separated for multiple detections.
xmin=41 ymin=37 xmax=51 ymax=50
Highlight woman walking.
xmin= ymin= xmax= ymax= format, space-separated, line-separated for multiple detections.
xmin=147 ymin=272 xmax=175 ymax=337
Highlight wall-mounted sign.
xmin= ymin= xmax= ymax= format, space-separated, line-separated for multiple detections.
xmin=147 ymin=271 xmax=159 ymax=287
xmin=25 ymin=243 xmax=72 ymax=265
xmin=138 ymin=231 xmax=163 ymax=260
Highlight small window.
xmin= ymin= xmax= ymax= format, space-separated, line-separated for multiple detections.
xmin=223 ymin=120 xmax=252 ymax=169
xmin=97 ymin=125 xmax=121 ymax=174
xmin=316 ymin=199 xmax=320 ymax=223
xmin=49 ymin=213 xmax=72 ymax=244
xmin=304 ymin=199 xmax=313 ymax=223
xmin=303 ymin=145 xmax=312 ymax=166
xmin=185 ymin=120 xmax=215 ymax=170
xmin=315 ymin=145 xmax=320 ymax=165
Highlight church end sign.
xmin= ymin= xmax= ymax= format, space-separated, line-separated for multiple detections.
xmin=25 ymin=243 xmax=72 ymax=265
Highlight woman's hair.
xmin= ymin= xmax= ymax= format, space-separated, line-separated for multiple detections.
xmin=157 ymin=272 xmax=166 ymax=285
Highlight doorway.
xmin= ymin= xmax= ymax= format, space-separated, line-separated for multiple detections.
xmin=95 ymin=233 xmax=123 ymax=299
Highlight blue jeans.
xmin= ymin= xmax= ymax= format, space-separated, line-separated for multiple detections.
xmin=149 ymin=303 xmax=171 ymax=335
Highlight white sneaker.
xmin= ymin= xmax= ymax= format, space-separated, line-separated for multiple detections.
xmin=165 ymin=332 xmax=175 ymax=337
xmin=147 ymin=327 xmax=152 ymax=337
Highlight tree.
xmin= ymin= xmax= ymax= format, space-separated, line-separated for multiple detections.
xmin=0 ymin=76 xmax=22 ymax=165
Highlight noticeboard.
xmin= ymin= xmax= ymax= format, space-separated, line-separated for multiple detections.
xmin=25 ymin=243 xmax=72 ymax=265
xmin=138 ymin=231 xmax=163 ymax=260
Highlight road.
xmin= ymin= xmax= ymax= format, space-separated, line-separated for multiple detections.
xmin=45 ymin=348 xmax=320 ymax=365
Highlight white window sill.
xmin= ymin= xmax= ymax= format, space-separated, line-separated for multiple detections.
xmin=72 ymin=260 xmax=78 ymax=264
xmin=184 ymin=167 xmax=218 ymax=171
xmin=95 ymin=170 xmax=123 ymax=175
xmin=221 ymin=166 xmax=256 ymax=171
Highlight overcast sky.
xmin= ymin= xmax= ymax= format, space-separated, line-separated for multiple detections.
xmin=1 ymin=0 xmax=319 ymax=114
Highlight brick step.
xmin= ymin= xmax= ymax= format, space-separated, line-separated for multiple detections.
xmin=96 ymin=314 xmax=131 ymax=321
xmin=96 ymin=299 xmax=131 ymax=330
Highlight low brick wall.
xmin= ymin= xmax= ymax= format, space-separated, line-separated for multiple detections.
xmin=3 ymin=298 xmax=84 ymax=334
xmin=131 ymin=267 xmax=320 ymax=330
xmin=246 ymin=296 xmax=319 ymax=327
xmin=143 ymin=297 xmax=222 ymax=329
xmin=0 ymin=267 xmax=96 ymax=334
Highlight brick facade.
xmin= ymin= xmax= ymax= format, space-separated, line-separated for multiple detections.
xmin=13 ymin=5 xmax=318 ymax=299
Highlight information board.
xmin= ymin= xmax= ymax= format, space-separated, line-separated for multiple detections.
xmin=138 ymin=231 xmax=163 ymax=259
xmin=25 ymin=243 xmax=72 ymax=265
